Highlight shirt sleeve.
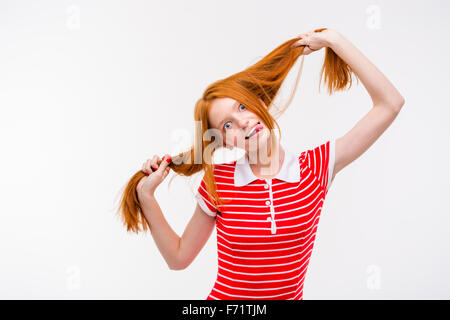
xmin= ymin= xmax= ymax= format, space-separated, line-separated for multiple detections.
xmin=195 ymin=177 xmax=218 ymax=218
xmin=304 ymin=138 xmax=336 ymax=194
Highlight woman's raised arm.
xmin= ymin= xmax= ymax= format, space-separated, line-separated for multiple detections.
xmin=298 ymin=29 xmax=405 ymax=178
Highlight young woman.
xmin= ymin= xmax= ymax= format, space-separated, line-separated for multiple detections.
xmin=118 ymin=28 xmax=405 ymax=300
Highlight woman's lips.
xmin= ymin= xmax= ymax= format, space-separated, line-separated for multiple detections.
xmin=246 ymin=124 xmax=264 ymax=139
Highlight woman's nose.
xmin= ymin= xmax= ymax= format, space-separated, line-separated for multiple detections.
xmin=239 ymin=118 xmax=249 ymax=129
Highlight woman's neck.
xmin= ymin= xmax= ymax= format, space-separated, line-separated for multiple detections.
xmin=248 ymin=142 xmax=285 ymax=180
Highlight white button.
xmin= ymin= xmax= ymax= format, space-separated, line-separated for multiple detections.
xmin=264 ymin=184 xmax=269 ymax=189
xmin=265 ymin=200 xmax=270 ymax=206
xmin=266 ymin=217 xmax=277 ymax=234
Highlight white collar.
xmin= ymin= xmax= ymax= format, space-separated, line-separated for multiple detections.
xmin=234 ymin=144 xmax=300 ymax=187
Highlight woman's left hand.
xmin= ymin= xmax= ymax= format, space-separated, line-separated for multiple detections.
xmin=292 ymin=28 xmax=339 ymax=55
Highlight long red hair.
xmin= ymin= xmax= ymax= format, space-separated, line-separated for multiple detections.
xmin=116 ymin=28 xmax=357 ymax=234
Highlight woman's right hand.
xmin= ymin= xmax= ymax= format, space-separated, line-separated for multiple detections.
xmin=136 ymin=154 xmax=172 ymax=203
xmin=292 ymin=28 xmax=339 ymax=55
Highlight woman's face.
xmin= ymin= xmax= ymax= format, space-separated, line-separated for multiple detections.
xmin=208 ymin=97 xmax=271 ymax=156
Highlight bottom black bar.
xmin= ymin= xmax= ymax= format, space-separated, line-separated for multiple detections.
xmin=0 ymin=300 xmax=448 ymax=318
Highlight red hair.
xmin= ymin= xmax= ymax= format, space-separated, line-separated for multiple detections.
xmin=116 ymin=27 xmax=357 ymax=234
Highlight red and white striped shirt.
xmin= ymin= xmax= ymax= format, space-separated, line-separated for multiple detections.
xmin=195 ymin=139 xmax=335 ymax=300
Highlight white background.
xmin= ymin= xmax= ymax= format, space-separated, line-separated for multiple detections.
xmin=1 ymin=0 xmax=449 ymax=299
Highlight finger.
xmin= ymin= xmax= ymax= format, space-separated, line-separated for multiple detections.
xmin=150 ymin=155 xmax=161 ymax=171
xmin=293 ymin=39 xmax=307 ymax=48
xmin=161 ymin=154 xmax=172 ymax=166
xmin=144 ymin=159 xmax=154 ymax=173
xmin=156 ymin=154 xmax=172 ymax=175
xmin=142 ymin=160 xmax=152 ymax=175
xmin=302 ymin=31 xmax=313 ymax=39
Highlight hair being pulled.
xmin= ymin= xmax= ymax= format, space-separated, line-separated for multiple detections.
xmin=115 ymin=27 xmax=357 ymax=234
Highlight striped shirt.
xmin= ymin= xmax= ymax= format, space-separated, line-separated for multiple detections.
xmin=195 ymin=139 xmax=335 ymax=300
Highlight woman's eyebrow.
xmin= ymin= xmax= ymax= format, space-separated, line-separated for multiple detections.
xmin=218 ymin=101 xmax=239 ymax=128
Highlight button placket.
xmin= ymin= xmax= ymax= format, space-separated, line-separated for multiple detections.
xmin=265 ymin=178 xmax=277 ymax=234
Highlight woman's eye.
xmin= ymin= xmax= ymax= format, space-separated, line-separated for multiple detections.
xmin=223 ymin=104 xmax=245 ymax=130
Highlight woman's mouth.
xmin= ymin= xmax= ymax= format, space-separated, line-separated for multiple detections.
xmin=245 ymin=124 xmax=264 ymax=139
